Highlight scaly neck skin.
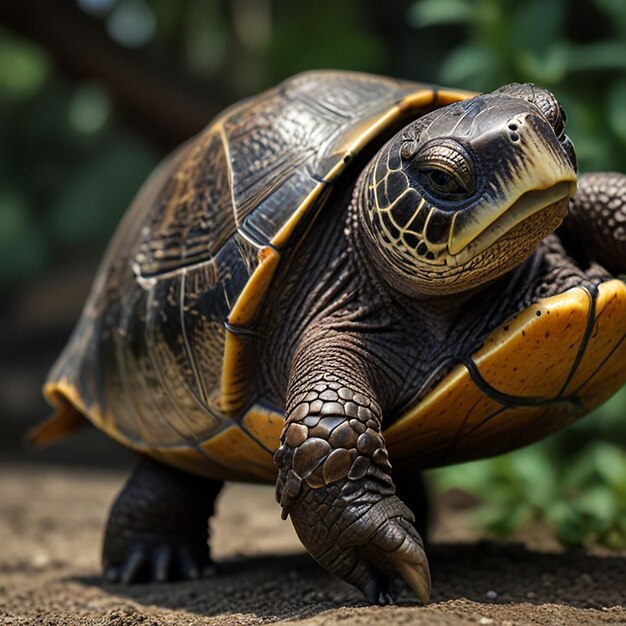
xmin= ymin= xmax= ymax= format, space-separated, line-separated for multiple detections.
xmin=257 ymin=175 xmax=505 ymax=421
xmin=346 ymin=171 xmax=493 ymax=346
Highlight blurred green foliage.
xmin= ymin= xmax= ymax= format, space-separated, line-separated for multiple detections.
xmin=409 ymin=0 xmax=626 ymax=172
xmin=0 ymin=0 xmax=624 ymax=545
xmin=434 ymin=390 xmax=626 ymax=547
xmin=0 ymin=24 xmax=157 ymax=292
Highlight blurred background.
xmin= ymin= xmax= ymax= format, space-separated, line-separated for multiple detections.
xmin=0 ymin=0 xmax=625 ymax=547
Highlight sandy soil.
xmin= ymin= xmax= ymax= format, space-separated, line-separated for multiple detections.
xmin=1 ymin=463 xmax=625 ymax=626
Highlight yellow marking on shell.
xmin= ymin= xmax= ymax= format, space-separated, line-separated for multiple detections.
xmin=220 ymin=86 xmax=475 ymax=417
xmin=270 ymin=182 xmax=328 ymax=248
xmin=41 ymin=378 xmax=179 ymax=459
xmin=330 ymin=108 xmax=411 ymax=164
xmin=384 ymin=360 xmax=503 ymax=462
xmin=220 ymin=335 xmax=248 ymax=415
xmin=42 ymin=377 xmax=117 ymax=438
xmin=29 ymin=383 xmax=89 ymax=446
xmin=242 ymin=405 xmax=285 ymax=451
xmin=563 ymin=279 xmax=626 ymax=405
xmin=472 ymin=288 xmax=590 ymax=398
xmin=199 ymin=425 xmax=277 ymax=482
xmin=42 ymin=368 xmax=275 ymax=483
xmin=146 ymin=446 xmax=244 ymax=481
xmin=384 ymin=281 xmax=626 ymax=468
xmin=228 ymin=246 xmax=281 ymax=326
xmin=221 ymin=246 xmax=280 ymax=415
xmin=43 ymin=379 xmax=89 ymax=419
xmin=217 ymin=123 xmax=238 ymax=228
xmin=329 ymin=88 xmax=473 ymax=167
xmin=400 ymin=88 xmax=478 ymax=110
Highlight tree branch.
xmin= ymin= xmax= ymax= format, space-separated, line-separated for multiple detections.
xmin=0 ymin=0 xmax=223 ymax=150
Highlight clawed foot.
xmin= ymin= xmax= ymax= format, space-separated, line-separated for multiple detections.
xmin=103 ymin=542 xmax=216 ymax=584
xmin=289 ymin=485 xmax=430 ymax=605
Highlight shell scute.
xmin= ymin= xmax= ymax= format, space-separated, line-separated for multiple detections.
xmin=42 ymin=71 xmax=476 ymax=481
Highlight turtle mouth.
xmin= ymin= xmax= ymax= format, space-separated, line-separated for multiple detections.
xmin=448 ymin=181 xmax=575 ymax=265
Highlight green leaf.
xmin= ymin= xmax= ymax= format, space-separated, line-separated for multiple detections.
xmin=408 ymin=0 xmax=478 ymax=27
xmin=592 ymin=444 xmax=626 ymax=488
xmin=567 ymin=41 xmax=626 ymax=73
xmin=476 ymin=501 xmax=533 ymax=537
xmin=515 ymin=43 xmax=568 ymax=84
xmin=512 ymin=0 xmax=564 ymax=53
xmin=439 ymin=43 xmax=498 ymax=89
xmin=574 ymin=485 xmax=617 ymax=524
xmin=547 ymin=502 xmax=586 ymax=545
xmin=0 ymin=28 xmax=49 ymax=101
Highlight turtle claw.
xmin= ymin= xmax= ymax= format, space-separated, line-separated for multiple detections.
xmin=103 ymin=543 xmax=214 ymax=584
xmin=120 ymin=548 xmax=148 ymax=584
xmin=393 ymin=555 xmax=431 ymax=605
xmin=289 ymin=488 xmax=431 ymax=605
xmin=152 ymin=545 xmax=172 ymax=583
xmin=350 ymin=500 xmax=431 ymax=605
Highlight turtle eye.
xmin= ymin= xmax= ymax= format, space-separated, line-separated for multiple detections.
xmin=423 ymin=168 xmax=467 ymax=196
xmin=409 ymin=138 xmax=475 ymax=200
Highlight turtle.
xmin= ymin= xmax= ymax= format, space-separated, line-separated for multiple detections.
xmin=32 ymin=70 xmax=626 ymax=605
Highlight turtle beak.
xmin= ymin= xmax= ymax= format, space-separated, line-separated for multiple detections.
xmin=448 ymin=113 xmax=577 ymax=258
xmin=449 ymin=180 xmax=575 ymax=262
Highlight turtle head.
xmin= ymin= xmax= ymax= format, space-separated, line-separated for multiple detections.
xmin=357 ymin=84 xmax=577 ymax=296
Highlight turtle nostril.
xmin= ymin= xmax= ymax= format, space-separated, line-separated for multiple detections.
xmin=507 ymin=118 xmax=523 ymax=143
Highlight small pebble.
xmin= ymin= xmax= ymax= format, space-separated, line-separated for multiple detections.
xmin=479 ymin=618 xmax=494 ymax=625
xmin=485 ymin=590 xmax=498 ymax=600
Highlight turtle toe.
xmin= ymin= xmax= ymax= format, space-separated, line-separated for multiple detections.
xmin=103 ymin=541 xmax=215 ymax=584
xmin=349 ymin=507 xmax=431 ymax=605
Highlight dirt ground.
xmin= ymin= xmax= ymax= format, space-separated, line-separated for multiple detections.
xmin=1 ymin=463 xmax=625 ymax=626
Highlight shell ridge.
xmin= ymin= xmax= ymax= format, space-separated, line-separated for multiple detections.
xmin=556 ymin=283 xmax=598 ymax=396
xmin=143 ymin=282 xmax=198 ymax=443
xmin=462 ymin=356 xmax=581 ymax=409
xmin=572 ymin=329 xmax=626 ymax=395
xmin=179 ymin=269 xmax=211 ymax=407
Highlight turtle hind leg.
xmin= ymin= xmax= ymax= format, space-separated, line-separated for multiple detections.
xmin=561 ymin=172 xmax=626 ymax=275
xmin=102 ymin=456 xmax=223 ymax=584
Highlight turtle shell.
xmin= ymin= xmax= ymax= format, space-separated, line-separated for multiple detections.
xmin=39 ymin=71 xmax=474 ymax=482
xmin=384 ymin=278 xmax=626 ymax=468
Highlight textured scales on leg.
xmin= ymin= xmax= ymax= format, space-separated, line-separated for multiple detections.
xmin=274 ymin=344 xmax=430 ymax=605
xmin=103 ymin=456 xmax=223 ymax=584
xmin=563 ymin=172 xmax=626 ymax=275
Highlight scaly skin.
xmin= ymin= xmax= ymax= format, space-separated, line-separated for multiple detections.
xmin=562 ymin=172 xmax=626 ymax=276
xmin=103 ymin=457 xmax=222 ymax=583
xmin=273 ymin=330 xmax=430 ymax=604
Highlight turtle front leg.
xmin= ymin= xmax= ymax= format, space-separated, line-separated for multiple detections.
xmin=103 ymin=456 xmax=223 ymax=584
xmin=562 ymin=172 xmax=626 ymax=274
xmin=274 ymin=343 xmax=430 ymax=605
